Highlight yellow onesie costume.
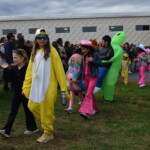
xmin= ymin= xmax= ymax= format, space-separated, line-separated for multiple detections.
xmin=22 ymin=46 xmax=70 ymax=142
xmin=121 ymin=53 xmax=129 ymax=84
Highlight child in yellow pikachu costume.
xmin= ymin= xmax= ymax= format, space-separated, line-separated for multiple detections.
xmin=22 ymin=28 xmax=70 ymax=143
xmin=121 ymin=53 xmax=129 ymax=84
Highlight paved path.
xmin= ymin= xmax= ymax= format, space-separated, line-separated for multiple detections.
xmin=128 ymin=70 xmax=150 ymax=83
xmin=119 ymin=70 xmax=150 ymax=83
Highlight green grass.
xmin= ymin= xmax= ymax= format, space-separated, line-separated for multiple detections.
xmin=0 ymin=82 xmax=150 ymax=150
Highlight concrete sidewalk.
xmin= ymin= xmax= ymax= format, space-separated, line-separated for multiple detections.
xmin=128 ymin=70 xmax=150 ymax=83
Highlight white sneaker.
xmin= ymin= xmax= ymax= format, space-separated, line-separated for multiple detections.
xmin=128 ymin=71 xmax=132 ymax=73
xmin=93 ymin=87 xmax=101 ymax=94
xmin=24 ymin=129 xmax=38 ymax=135
xmin=78 ymin=101 xmax=82 ymax=105
xmin=139 ymin=84 xmax=146 ymax=88
xmin=0 ymin=129 xmax=10 ymax=138
xmin=65 ymin=108 xmax=73 ymax=114
xmin=93 ymin=109 xmax=98 ymax=115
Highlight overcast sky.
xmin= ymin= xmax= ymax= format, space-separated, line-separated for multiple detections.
xmin=0 ymin=0 xmax=150 ymax=16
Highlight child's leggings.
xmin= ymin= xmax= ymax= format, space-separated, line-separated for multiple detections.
xmin=138 ymin=65 xmax=146 ymax=85
xmin=79 ymin=75 xmax=98 ymax=114
xmin=121 ymin=70 xmax=128 ymax=84
xmin=68 ymin=91 xmax=84 ymax=109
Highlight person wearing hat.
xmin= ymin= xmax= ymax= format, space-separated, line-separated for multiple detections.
xmin=146 ymin=48 xmax=150 ymax=71
xmin=120 ymin=53 xmax=130 ymax=84
xmin=136 ymin=44 xmax=148 ymax=87
xmin=22 ymin=28 xmax=70 ymax=143
xmin=78 ymin=40 xmax=102 ymax=119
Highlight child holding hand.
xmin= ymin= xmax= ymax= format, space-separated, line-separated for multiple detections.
xmin=136 ymin=44 xmax=148 ymax=87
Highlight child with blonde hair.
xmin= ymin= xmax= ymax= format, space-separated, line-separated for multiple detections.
xmin=0 ymin=49 xmax=37 ymax=138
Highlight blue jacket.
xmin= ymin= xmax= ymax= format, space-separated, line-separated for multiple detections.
xmin=81 ymin=52 xmax=102 ymax=78
xmin=4 ymin=41 xmax=16 ymax=64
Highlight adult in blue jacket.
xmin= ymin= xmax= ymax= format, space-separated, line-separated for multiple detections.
xmin=4 ymin=32 xmax=16 ymax=64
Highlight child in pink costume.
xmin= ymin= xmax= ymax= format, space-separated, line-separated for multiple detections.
xmin=65 ymin=53 xmax=85 ymax=113
xmin=136 ymin=44 xmax=148 ymax=87
xmin=146 ymin=48 xmax=150 ymax=70
xmin=78 ymin=40 xmax=102 ymax=119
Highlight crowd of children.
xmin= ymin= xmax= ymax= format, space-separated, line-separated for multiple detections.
xmin=121 ymin=43 xmax=149 ymax=87
xmin=0 ymin=29 xmax=149 ymax=143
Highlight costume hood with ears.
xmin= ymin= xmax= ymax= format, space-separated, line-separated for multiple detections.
xmin=35 ymin=28 xmax=48 ymax=37
xmin=68 ymin=53 xmax=82 ymax=69
xmin=66 ymin=53 xmax=85 ymax=91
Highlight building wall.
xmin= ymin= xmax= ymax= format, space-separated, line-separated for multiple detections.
xmin=0 ymin=16 xmax=150 ymax=45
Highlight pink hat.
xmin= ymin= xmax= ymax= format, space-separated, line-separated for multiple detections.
xmin=79 ymin=40 xmax=94 ymax=47
xmin=146 ymin=48 xmax=150 ymax=53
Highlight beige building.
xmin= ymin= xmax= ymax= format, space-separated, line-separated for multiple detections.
xmin=0 ymin=12 xmax=150 ymax=45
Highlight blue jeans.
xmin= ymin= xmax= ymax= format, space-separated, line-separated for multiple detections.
xmin=96 ymin=67 xmax=109 ymax=88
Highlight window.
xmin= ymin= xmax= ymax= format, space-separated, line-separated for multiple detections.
xmin=136 ymin=25 xmax=150 ymax=31
xmin=29 ymin=28 xmax=38 ymax=34
xmin=82 ymin=26 xmax=97 ymax=32
xmin=109 ymin=26 xmax=123 ymax=32
xmin=2 ymin=29 xmax=16 ymax=35
xmin=56 ymin=27 xmax=70 ymax=33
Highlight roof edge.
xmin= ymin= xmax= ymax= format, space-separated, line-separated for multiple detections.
xmin=0 ymin=12 xmax=150 ymax=21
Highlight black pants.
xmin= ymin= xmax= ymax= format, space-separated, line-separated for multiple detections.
xmin=3 ymin=93 xmax=37 ymax=134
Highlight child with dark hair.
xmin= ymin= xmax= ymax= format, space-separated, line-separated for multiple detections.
xmin=0 ymin=49 xmax=37 ymax=138
xmin=136 ymin=44 xmax=148 ymax=87
xmin=56 ymin=38 xmax=68 ymax=72
xmin=94 ymin=35 xmax=114 ymax=93
xmin=78 ymin=40 xmax=102 ymax=119
xmin=22 ymin=28 xmax=70 ymax=143
xmin=16 ymin=37 xmax=31 ymax=59
xmin=64 ymin=41 xmax=73 ymax=62
xmin=0 ymin=37 xmax=7 ymax=65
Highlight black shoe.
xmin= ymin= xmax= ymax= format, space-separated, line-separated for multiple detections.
xmin=3 ymin=86 xmax=9 ymax=92
xmin=80 ymin=113 xmax=88 ymax=119
xmin=103 ymin=95 xmax=111 ymax=104
xmin=103 ymin=100 xmax=111 ymax=104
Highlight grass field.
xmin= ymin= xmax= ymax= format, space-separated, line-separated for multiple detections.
xmin=0 ymin=82 xmax=150 ymax=150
